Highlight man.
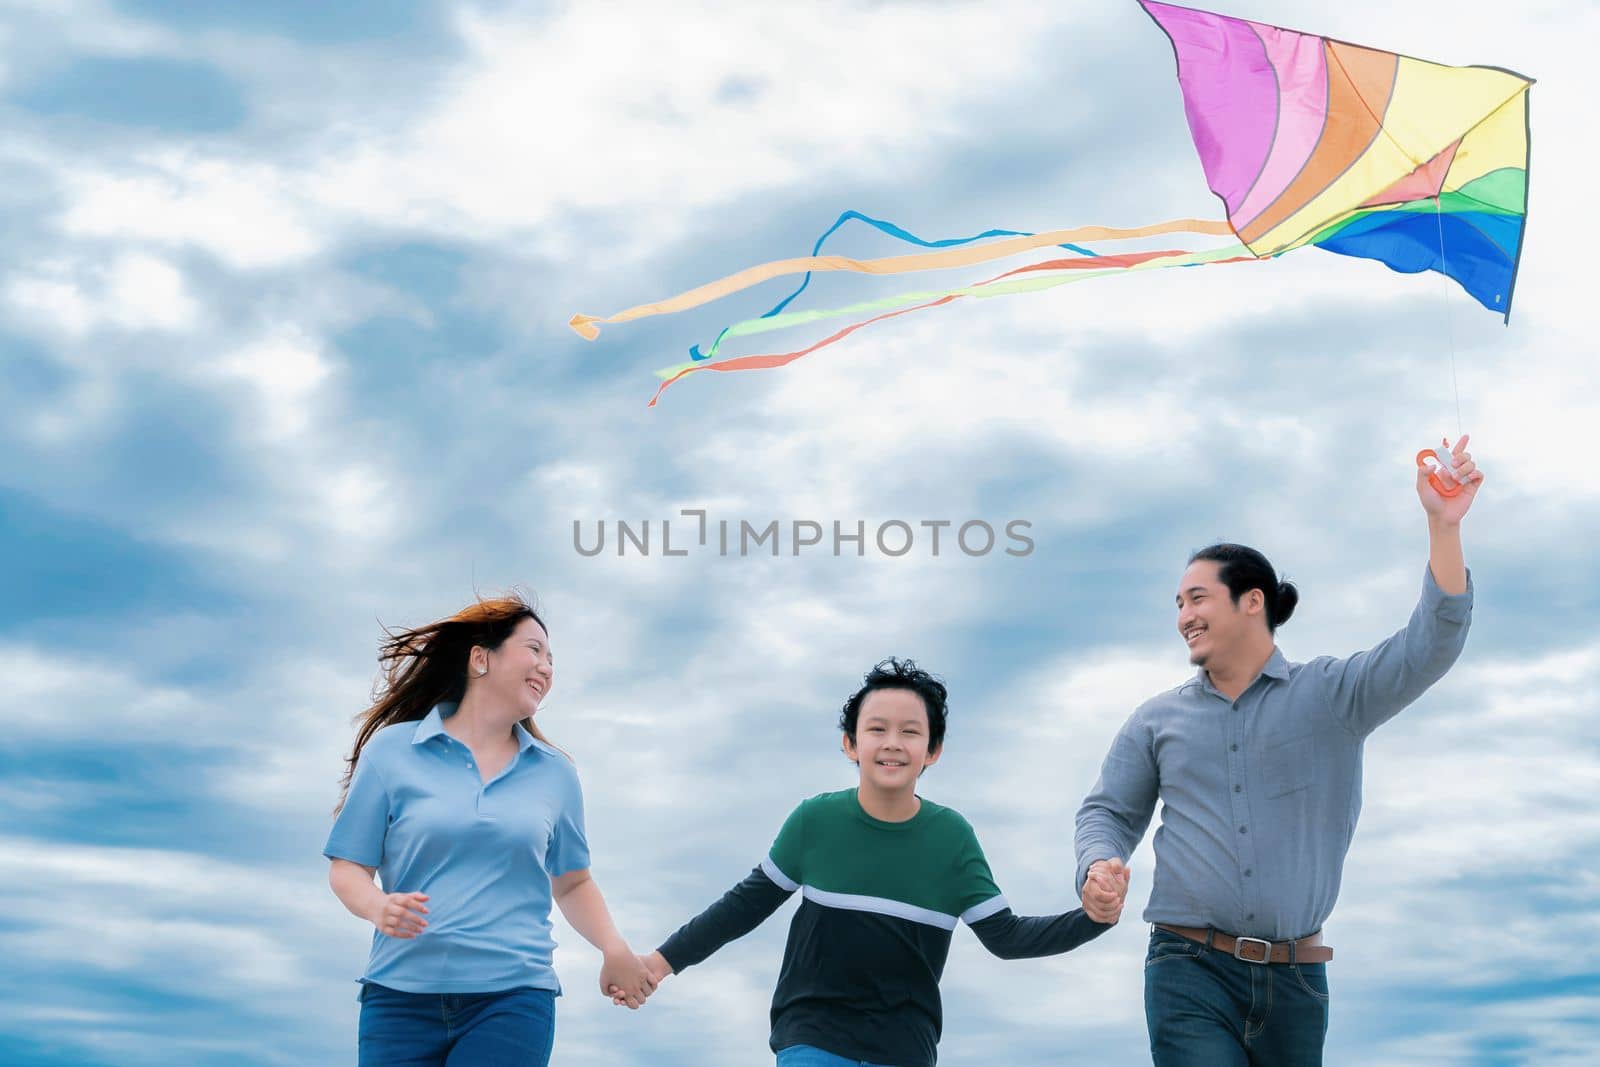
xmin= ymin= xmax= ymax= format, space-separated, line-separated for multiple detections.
xmin=1074 ymin=436 xmax=1482 ymax=1065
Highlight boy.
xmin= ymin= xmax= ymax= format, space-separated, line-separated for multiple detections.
xmin=629 ymin=658 xmax=1112 ymax=1067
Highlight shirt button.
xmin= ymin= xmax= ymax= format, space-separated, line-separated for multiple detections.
xmin=1244 ymin=869 xmax=1253 ymax=876
xmin=1234 ymin=785 xmax=1242 ymax=793
xmin=1239 ymin=825 xmax=1248 ymax=834
xmin=1247 ymin=913 xmax=1256 ymax=920
xmin=1230 ymin=744 xmax=1239 ymax=752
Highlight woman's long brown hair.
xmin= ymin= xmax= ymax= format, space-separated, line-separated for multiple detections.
xmin=336 ymin=593 xmax=563 ymax=812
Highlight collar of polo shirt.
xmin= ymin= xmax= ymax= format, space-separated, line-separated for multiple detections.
xmin=410 ymin=702 xmax=560 ymax=758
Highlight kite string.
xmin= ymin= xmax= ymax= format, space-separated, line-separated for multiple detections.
xmin=1433 ymin=194 xmax=1463 ymax=439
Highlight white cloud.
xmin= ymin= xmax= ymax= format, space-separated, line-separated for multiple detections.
xmin=211 ymin=331 xmax=332 ymax=439
xmin=62 ymin=155 xmax=322 ymax=270
xmin=0 ymin=642 xmax=200 ymax=739
xmin=6 ymin=271 xmax=96 ymax=334
xmin=308 ymin=1 xmax=1092 ymax=253
xmin=0 ymin=836 xmax=345 ymax=978
xmin=0 ymin=835 xmax=362 ymax=1066
xmin=5 ymin=250 xmax=199 ymax=336
xmin=23 ymin=2 xmax=1109 ymax=275
xmin=106 ymin=251 xmax=200 ymax=328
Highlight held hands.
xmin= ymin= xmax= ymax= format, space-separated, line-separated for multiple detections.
xmin=369 ymin=892 xmax=429 ymax=939
xmin=601 ymin=945 xmax=659 ymax=1010
xmin=608 ymin=950 xmax=672 ymax=1009
xmin=1082 ymin=859 xmax=1131 ymax=924
xmin=608 ymin=950 xmax=672 ymax=1008
xmin=1418 ymin=434 xmax=1484 ymax=524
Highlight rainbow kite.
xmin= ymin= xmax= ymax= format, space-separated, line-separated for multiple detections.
xmin=570 ymin=2 xmax=1532 ymax=406
xmin=1142 ymin=0 xmax=1531 ymax=314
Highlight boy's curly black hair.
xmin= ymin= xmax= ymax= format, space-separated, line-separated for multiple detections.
xmin=838 ymin=658 xmax=949 ymax=753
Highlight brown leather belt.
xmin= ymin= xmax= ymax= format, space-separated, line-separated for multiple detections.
xmin=1156 ymin=924 xmax=1333 ymax=965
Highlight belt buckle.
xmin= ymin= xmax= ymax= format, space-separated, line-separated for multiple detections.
xmin=1232 ymin=936 xmax=1273 ymax=965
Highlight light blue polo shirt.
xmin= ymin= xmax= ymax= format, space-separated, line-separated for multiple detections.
xmin=324 ymin=703 xmax=591 ymax=994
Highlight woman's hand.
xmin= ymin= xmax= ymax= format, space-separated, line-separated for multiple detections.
xmin=368 ymin=892 xmax=430 ymax=939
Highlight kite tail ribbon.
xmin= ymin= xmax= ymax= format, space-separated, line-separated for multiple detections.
xmin=645 ymin=243 xmax=1261 ymax=406
xmin=687 ymin=210 xmax=1102 ymax=363
xmin=569 ymin=217 xmax=1237 ymax=340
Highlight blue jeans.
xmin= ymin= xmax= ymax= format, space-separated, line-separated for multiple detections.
xmin=357 ymin=983 xmax=557 ymax=1067
xmin=776 ymin=1044 xmax=903 ymax=1067
xmin=1143 ymin=927 xmax=1329 ymax=1066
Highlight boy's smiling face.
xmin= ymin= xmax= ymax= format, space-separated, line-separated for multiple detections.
xmin=843 ymin=688 xmax=942 ymax=790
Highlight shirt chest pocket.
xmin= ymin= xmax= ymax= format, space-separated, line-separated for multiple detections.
xmin=1262 ymin=734 xmax=1315 ymax=798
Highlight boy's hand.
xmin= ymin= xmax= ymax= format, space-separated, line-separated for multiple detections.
xmin=642 ymin=950 xmax=673 ymax=984
xmin=1083 ymin=859 xmax=1131 ymax=924
xmin=601 ymin=945 xmax=656 ymax=1009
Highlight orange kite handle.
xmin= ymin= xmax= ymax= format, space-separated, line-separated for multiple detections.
xmin=1416 ymin=447 xmax=1465 ymax=498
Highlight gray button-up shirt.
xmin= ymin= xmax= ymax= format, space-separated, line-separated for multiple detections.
xmin=1074 ymin=566 xmax=1472 ymax=941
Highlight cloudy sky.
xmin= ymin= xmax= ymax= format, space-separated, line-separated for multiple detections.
xmin=2 ymin=0 xmax=1596 ymax=1064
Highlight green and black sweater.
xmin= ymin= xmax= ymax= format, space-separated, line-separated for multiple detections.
xmin=658 ymin=789 xmax=1110 ymax=1067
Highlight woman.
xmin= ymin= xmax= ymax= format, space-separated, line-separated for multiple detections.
xmin=325 ymin=593 xmax=654 ymax=1066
